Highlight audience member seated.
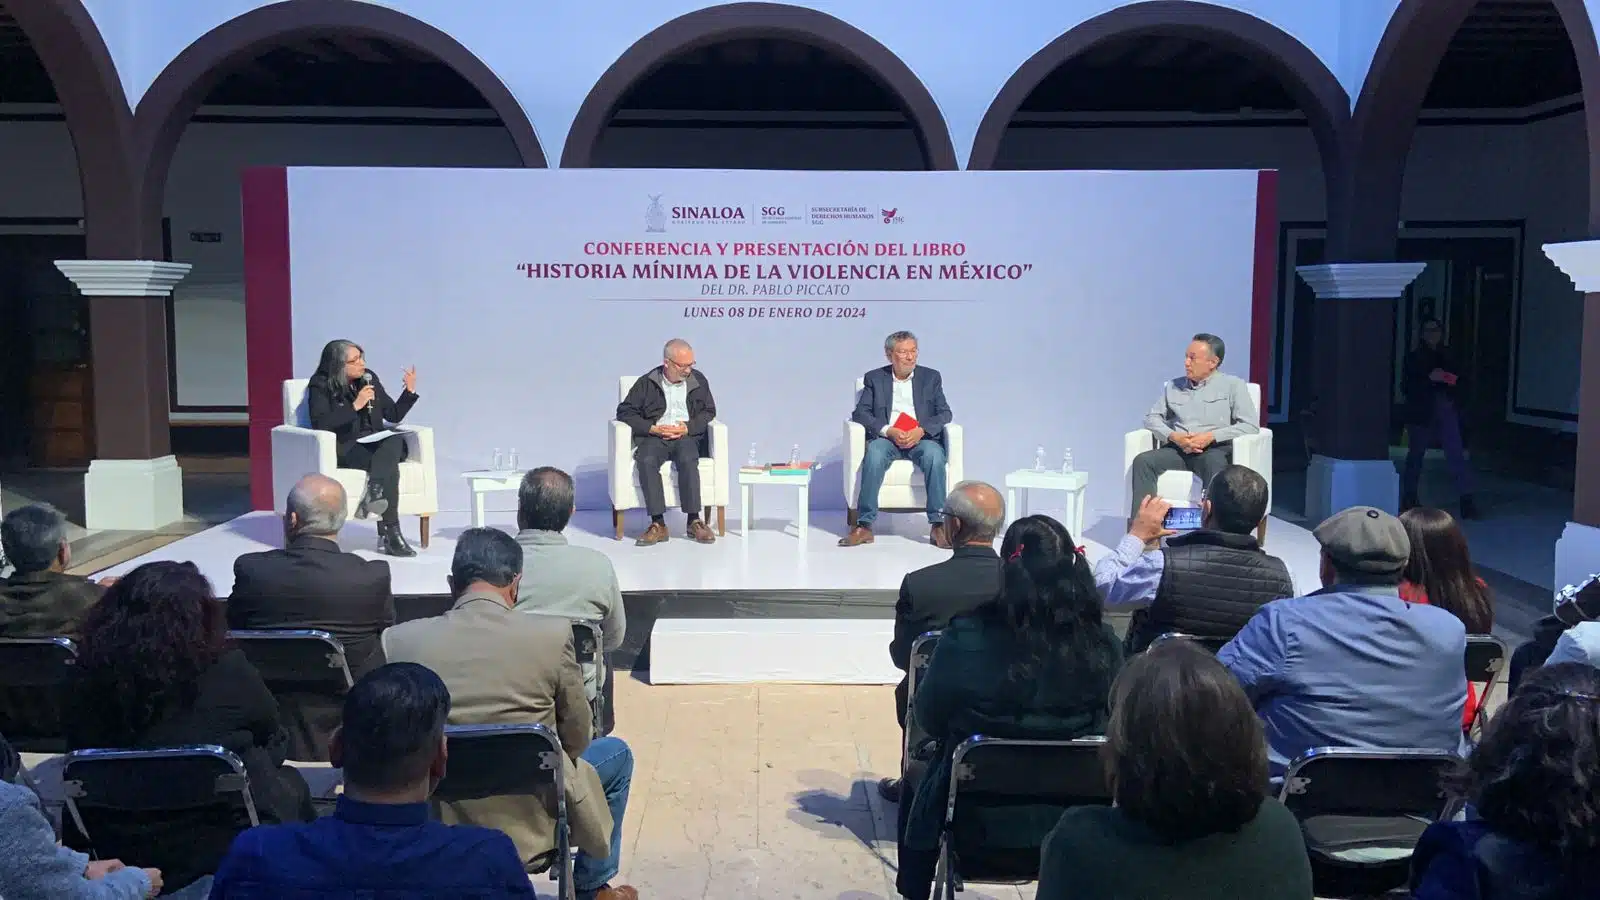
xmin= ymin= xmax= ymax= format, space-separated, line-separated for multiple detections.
xmin=64 ymin=561 xmax=315 ymax=895
xmin=382 ymin=528 xmax=638 ymax=900
xmin=1218 ymin=506 xmax=1468 ymax=778
xmin=1399 ymin=506 xmax=1495 ymax=729
xmin=209 ymin=663 xmax=538 ymax=898
xmin=229 ymin=473 xmax=397 ymax=759
xmin=513 ymin=467 xmax=625 ymax=699
xmin=879 ymin=480 xmax=1004 ymax=804
xmin=1528 ymin=574 xmax=1600 ymax=685
xmin=896 ymin=514 xmax=1122 ymax=900
xmin=1039 ymin=640 xmax=1312 ymax=900
xmin=0 ymin=731 xmax=162 ymax=899
xmin=1410 ymin=663 xmax=1600 ymax=899
xmin=1095 ymin=466 xmax=1293 ymax=653
xmin=0 ymin=503 xmax=105 ymax=638
xmin=1546 ymin=621 xmax=1600 ymax=671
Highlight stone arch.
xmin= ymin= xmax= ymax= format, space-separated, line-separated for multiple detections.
xmin=1338 ymin=0 xmax=1600 ymax=259
xmin=128 ymin=0 xmax=547 ymax=256
xmin=5 ymin=0 xmax=138 ymax=258
xmin=561 ymin=1 xmax=958 ymax=170
xmin=967 ymin=1 xmax=1350 ymax=209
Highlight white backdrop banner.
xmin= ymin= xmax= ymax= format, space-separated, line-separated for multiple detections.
xmin=283 ymin=167 xmax=1262 ymax=525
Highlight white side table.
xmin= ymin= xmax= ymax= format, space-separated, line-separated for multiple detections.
xmin=1004 ymin=469 xmax=1089 ymax=538
xmin=737 ymin=469 xmax=812 ymax=538
xmin=462 ymin=470 xmax=522 ymax=527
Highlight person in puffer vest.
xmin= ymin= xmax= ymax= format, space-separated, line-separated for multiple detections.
xmin=1095 ymin=465 xmax=1294 ymax=653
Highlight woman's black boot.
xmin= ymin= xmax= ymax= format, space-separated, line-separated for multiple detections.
xmin=356 ymin=480 xmax=389 ymax=520
xmin=377 ymin=520 xmax=416 ymax=558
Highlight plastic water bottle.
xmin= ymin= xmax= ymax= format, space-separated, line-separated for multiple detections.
xmin=748 ymin=443 xmax=759 ymax=467
xmin=1061 ymin=447 xmax=1074 ymax=475
xmin=491 ymin=448 xmax=503 ymax=471
xmin=789 ymin=444 xmax=800 ymax=466
xmin=507 ymin=448 xmax=519 ymax=471
xmin=1034 ymin=445 xmax=1045 ymax=472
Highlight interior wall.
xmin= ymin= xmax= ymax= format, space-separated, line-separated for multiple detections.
xmin=0 ymin=104 xmax=1586 ymax=426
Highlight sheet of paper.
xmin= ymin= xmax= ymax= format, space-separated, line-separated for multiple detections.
xmin=357 ymin=429 xmax=397 ymax=444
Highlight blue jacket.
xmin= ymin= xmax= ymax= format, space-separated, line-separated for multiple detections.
xmin=1217 ymin=583 xmax=1468 ymax=776
xmin=209 ymin=795 xmax=535 ymax=898
xmin=1411 ymin=820 xmax=1600 ymax=899
xmin=0 ymin=780 xmax=151 ymax=900
xmin=853 ymin=365 xmax=952 ymax=444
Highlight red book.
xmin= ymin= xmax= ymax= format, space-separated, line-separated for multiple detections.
xmin=892 ymin=412 xmax=919 ymax=431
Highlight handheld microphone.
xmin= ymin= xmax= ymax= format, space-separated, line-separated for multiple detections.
xmin=358 ymin=372 xmax=375 ymax=423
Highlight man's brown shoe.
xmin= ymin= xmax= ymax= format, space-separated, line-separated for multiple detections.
xmin=930 ymin=523 xmax=952 ymax=549
xmin=635 ymin=521 xmax=669 ymax=547
xmin=594 ymin=887 xmax=639 ymax=900
xmin=838 ymin=525 xmax=875 ymax=547
xmin=687 ymin=519 xmax=716 ymax=544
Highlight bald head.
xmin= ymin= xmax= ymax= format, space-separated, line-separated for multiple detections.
xmin=287 ymin=473 xmax=348 ymax=539
xmin=944 ymin=481 xmax=1004 ymax=545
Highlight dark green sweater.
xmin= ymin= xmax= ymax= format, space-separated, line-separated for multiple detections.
xmin=1038 ymin=797 xmax=1312 ymax=900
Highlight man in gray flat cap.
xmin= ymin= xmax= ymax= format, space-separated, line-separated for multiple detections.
xmin=1217 ymin=506 xmax=1469 ymax=777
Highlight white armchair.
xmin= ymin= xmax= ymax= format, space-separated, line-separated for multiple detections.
xmin=843 ymin=378 xmax=965 ymax=525
xmin=1122 ymin=382 xmax=1273 ymax=541
xmin=271 ymin=379 xmax=439 ymax=547
xmin=608 ymin=375 xmax=729 ymax=540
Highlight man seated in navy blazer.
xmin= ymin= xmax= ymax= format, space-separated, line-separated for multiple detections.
xmin=841 ymin=331 xmax=954 ymax=549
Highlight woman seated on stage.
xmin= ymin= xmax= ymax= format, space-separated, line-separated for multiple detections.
xmin=1038 ymin=640 xmax=1312 ymax=900
xmin=307 ymin=339 xmax=420 ymax=557
xmin=63 ymin=561 xmax=315 ymax=896
xmin=896 ymin=514 xmax=1123 ymax=900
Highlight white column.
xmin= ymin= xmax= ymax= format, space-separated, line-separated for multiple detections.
xmin=1543 ymin=240 xmax=1600 ymax=590
xmin=54 ymin=260 xmax=193 ymax=532
xmin=1295 ymin=262 xmax=1427 ymax=524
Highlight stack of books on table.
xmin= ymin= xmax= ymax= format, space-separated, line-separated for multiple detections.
xmin=740 ymin=461 xmax=815 ymax=477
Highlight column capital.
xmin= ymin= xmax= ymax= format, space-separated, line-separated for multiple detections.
xmin=54 ymin=260 xmax=192 ymax=297
xmin=1544 ymin=239 xmax=1600 ymax=291
xmin=1295 ymin=262 xmax=1427 ymax=299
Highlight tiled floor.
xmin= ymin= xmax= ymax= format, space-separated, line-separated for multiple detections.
xmin=597 ymin=676 xmax=1040 ymax=900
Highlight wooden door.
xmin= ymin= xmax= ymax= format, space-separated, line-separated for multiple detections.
xmin=0 ymin=234 xmax=91 ymax=469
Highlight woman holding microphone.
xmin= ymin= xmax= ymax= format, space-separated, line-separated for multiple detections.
xmin=306 ymin=339 xmax=419 ymax=557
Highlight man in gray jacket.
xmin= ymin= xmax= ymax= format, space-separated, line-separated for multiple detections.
xmin=1129 ymin=333 xmax=1259 ymax=517
xmin=514 ymin=467 xmax=625 ymax=700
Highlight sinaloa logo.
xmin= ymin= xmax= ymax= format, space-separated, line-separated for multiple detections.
xmin=645 ymin=195 xmax=667 ymax=233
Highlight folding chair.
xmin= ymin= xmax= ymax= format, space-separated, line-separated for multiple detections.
xmin=1279 ymin=747 xmax=1461 ymax=897
xmin=571 ymin=620 xmax=609 ymax=737
xmin=0 ymin=636 xmax=78 ymax=752
xmin=229 ymin=629 xmax=354 ymax=762
xmin=62 ymin=745 xmax=258 ymax=884
xmin=1148 ymin=631 xmax=1231 ymax=654
xmin=1464 ymin=634 xmax=1507 ymax=736
xmin=901 ymin=630 xmax=942 ymax=799
xmin=436 ymin=723 xmax=573 ymax=900
xmin=931 ymin=736 xmax=1110 ymax=900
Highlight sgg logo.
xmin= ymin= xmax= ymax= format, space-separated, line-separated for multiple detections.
xmin=761 ymin=207 xmax=785 ymax=216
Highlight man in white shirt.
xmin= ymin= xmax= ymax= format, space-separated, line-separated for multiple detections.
xmin=841 ymin=331 xmax=955 ymax=548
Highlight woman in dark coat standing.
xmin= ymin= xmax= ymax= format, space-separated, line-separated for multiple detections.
xmin=1401 ymin=317 xmax=1476 ymax=519
xmin=306 ymin=339 xmax=420 ymax=557
xmin=897 ymin=514 xmax=1123 ymax=900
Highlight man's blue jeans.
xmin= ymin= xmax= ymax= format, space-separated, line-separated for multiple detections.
xmin=856 ymin=437 xmax=947 ymax=526
xmin=574 ymin=736 xmax=633 ymax=898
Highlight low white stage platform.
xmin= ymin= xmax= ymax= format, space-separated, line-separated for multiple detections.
xmin=93 ymin=509 xmax=1324 ymax=684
